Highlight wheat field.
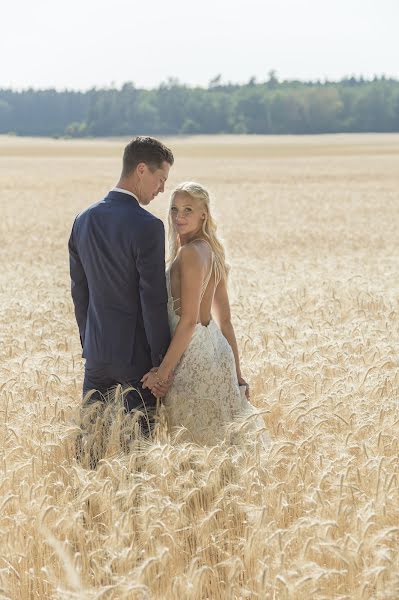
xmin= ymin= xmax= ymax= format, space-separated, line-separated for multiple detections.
xmin=0 ymin=134 xmax=399 ymax=599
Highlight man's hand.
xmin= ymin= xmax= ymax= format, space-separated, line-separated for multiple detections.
xmin=141 ymin=368 xmax=173 ymax=398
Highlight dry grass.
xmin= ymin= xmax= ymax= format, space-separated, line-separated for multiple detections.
xmin=0 ymin=133 xmax=399 ymax=599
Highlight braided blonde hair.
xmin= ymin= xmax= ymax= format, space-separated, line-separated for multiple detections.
xmin=167 ymin=182 xmax=229 ymax=283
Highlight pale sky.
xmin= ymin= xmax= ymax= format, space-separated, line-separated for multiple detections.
xmin=2 ymin=0 xmax=398 ymax=90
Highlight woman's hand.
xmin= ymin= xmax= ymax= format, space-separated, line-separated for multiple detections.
xmin=141 ymin=368 xmax=173 ymax=398
xmin=238 ymin=375 xmax=250 ymax=400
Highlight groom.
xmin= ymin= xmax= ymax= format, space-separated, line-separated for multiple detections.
xmin=68 ymin=136 xmax=174 ymax=451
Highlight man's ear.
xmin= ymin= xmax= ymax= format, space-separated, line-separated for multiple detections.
xmin=137 ymin=162 xmax=146 ymax=176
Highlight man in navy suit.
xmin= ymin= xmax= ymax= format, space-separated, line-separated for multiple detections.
xmin=68 ymin=137 xmax=174 ymax=460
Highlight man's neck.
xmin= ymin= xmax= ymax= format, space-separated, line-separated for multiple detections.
xmin=115 ymin=179 xmax=140 ymax=198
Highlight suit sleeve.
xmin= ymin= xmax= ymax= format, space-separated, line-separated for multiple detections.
xmin=68 ymin=218 xmax=89 ymax=348
xmin=136 ymin=218 xmax=171 ymax=367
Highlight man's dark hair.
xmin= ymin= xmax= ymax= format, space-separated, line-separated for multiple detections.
xmin=122 ymin=136 xmax=174 ymax=177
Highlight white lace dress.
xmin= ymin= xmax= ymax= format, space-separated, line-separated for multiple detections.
xmin=163 ymin=254 xmax=271 ymax=450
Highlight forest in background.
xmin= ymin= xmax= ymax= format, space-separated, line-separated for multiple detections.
xmin=0 ymin=73 xmax=398 ymax=136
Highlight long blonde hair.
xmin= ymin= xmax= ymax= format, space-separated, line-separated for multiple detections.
xmin=167 ymin=182 xmax=229 ymax=283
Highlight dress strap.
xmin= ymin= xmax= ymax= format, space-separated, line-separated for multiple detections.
xmin=194 ymin=238 xmax=221 ymax=288
xmin=188 ymin=239 xmax=214 ymax=303
xmin=200 ymin=253 xmax=214 ymax=302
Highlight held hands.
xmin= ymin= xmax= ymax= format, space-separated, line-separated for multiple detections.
xmin=238 ymin=375 xmax=250 ymax=400
xmin=141 ymin=367 xmax=173 ymax=398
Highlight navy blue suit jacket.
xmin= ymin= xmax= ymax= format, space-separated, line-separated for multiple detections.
xmin=68 ymin=190 xmax=171 ymax=380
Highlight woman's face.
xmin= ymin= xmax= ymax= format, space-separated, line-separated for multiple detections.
xmin=170 ymin=192 xmax=205 ymax=237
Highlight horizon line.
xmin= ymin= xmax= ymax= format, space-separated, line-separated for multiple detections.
xmin=1 ymin=72 xmax=398 ymax=94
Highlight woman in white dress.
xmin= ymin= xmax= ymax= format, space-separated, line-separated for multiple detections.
xmin=142 ymin=182 xmax=269 ymax=448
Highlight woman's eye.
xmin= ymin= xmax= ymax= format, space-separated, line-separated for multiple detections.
xmin=184 ymin=208 xmax=192 ymax=213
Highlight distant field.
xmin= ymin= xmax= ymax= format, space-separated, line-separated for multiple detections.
xmin=1 ymin=134 xmax=399 ymax=599
xmin=2 ymin=132 xmax=399 ymax=158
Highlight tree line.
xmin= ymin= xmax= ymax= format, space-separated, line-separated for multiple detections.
xmin=0 ymin=74 xmax=398 ymax=137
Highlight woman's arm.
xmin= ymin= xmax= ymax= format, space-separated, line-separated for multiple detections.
xmin=142 ymin=244 xmax=206 ymax=392
xmin=212 ymin=277 xmax=247 ymax=388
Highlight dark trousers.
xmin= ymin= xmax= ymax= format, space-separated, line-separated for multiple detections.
xmin=77 ymin=363 xmax=157 ymax=467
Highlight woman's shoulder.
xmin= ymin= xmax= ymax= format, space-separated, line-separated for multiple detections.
xmin=183 ymin=238 xmax=212 ymax=256
xmin=179 ymin=239 xmax=212 ymax=269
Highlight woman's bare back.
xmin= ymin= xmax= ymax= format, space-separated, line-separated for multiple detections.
xmin=169 ymin=238 xmax=216 ymax=326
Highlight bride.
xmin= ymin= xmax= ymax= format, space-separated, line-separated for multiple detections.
xmin=142 ymin=182 xmax=270 ymax=449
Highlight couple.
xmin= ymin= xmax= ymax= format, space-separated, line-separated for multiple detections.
xmin=69 ymin=136 xmax=269 ymax=453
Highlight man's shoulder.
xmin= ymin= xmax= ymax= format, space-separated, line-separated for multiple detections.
xmin=136 ymin=203 xmax=162 ymax=221
xmin=73 ymin=195 xmax=164 ymax=234
xmin=135 ymin=206 xmax=164 ymax=231
xmin=74 ymin=198 xmax=106 ymax=221
xmin=132 ymin=209 xmax=165 ymax=253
